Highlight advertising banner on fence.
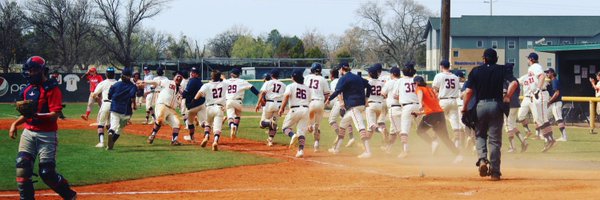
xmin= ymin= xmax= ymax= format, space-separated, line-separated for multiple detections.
xmin=0 ymin=73 xmax=92 ymax=102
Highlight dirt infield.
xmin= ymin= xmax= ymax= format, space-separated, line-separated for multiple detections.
xmin=2 ymin=119 xmax=600 ymax=199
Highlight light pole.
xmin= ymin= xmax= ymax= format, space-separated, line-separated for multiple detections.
xmin=483 ymin=0 xmax=496 ymax=16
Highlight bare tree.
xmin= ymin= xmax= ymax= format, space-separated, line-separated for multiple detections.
xmin=301 ymin=29 xmax=327 ymax=53
xmin=207 ymin=25 xmax=251 ymax=58
xmin=92 ymin=0 xmax=170 ymax=67
xmin=356 ymin=0 xmax=431 ymax=66
xmin=25 ymin=0 xmax=95 ymax=72
xmin=0 ymin=0 xmax=25 ymax=73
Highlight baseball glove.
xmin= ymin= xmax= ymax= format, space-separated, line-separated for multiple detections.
xmin=16 ymin=100 xmax=36 ymax=118
xmin=461 ymin=108 xmax=477 ymax=130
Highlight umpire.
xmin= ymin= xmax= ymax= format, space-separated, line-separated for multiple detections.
xmin=462 ymin=48 xmax=518 ymax=181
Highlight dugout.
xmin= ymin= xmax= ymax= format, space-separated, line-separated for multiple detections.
xmin=535 ymin=43 xmax=600 ymax=122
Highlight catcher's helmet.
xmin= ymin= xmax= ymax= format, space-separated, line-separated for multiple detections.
xmin=310 ymin=62 xmax=322 ymax=74
xmin=23 ymin=56 xmax=46 ymax=72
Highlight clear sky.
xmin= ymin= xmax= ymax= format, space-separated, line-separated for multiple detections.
xmin=145 ymin=0 xmax=600 ymax=43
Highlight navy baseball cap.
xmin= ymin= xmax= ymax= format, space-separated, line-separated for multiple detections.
xmin=404 ymin=62 xmax=415 ymax=69
xmin=545 ymin=67 xmax=555 ymax=73
xmin=454 ymin=71 xmax=465 ymax=78
xmin=527 ymin=52 xmax=539 ymax=60
xmin=390 ymin=67 xmax=400 ymax=75
xmin=337 ymin=62 xmax=350 ymax=68
xmin=440 ymin=60 xmax=450 ymax=68
xmin=270 ymin=69 xmax=280 ymax=77
xmin=263 ymin=73 xmax=272 ymax=81
xmin=372 ymin=63 xmax=383 ymax=71
xmin=173 ymin=70 xmax=185 ymax=78
xmin=122 ymin=67 xmax=133 ymax=76
xmin=367 ymin=66 xmax=378 ymax=74
xmin=190 ymin=67 xmax=200 ymax=74
xmin=292 ymin=68 xmax=304 ymax=78
xmin=483 ymin=48 xmax=497 ymax=59
xmin=143 ymin=66 xmax=150 ymax=70
xmin=231 ymin=68 xmax=241 ymax=75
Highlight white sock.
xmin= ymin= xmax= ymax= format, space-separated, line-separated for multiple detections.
xmin=364 ymin=140 xmax=371 ymax=154
xmin=335 ymin=139 xmax=344 ymax=150
xmin=99 ymin=135 xmax=104 ymax=143
xmin=403 ymin=143 xmax=409 ymax=152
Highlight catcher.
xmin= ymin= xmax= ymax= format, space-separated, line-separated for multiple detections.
xmin=9 ymin=56 xmax=77 ymax=199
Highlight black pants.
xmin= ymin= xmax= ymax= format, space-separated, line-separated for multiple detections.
xmin=416 ymin=112 xmax=459 ymax=155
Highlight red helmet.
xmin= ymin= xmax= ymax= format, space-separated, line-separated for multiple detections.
xmin=89 ymin=67 xmax=97 ymax=73
xmin=23 ymin=56 xmax=46 ymax=71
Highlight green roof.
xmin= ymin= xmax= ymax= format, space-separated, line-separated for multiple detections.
xmin=425 ymin=16 xmax=600 ymax=38
xmin=534 ymin=43 xmax=600 ymax=52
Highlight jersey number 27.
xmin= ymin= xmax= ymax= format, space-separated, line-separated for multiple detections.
xmin=212 ymin=88 xmax=223 ymax=98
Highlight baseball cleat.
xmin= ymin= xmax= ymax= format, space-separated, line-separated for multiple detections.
xmin=267 ymin=138 xmax=274 ymax=147
xmin=80 ymin=114 xmax=88 ymax=121
xmin=212 ymin=142 xmax=218 ymax=151
xmin=106 ymin=134 xmax=115 ymax=150
xmin=357 ymin=152 xmax=372 ymax=159
xmin=345 ymin=138 xmax=355 ymax=147
xmin=507 ymin=148 xmax=515 ymax=153
xmin=541 ymin=140 xmax=556 ymax=153
xmin=328 ymin=147 xmax=340 ymax=154
xmin=295 ymin=150 xmax=304 ymax=158
xmin=556 ymin=137 xmax=567 ymax=142
xmin=289 ymin=134 xmax=299 ymax=149
xmin=397 ymin=151 xmax=408 ymax=159
xmin=521 ymin=142 xmax=529 ymax=153
xmin=95 ymin=142 xmax=104 ymax=148
xmin=200 ymin=138 xmax=209 ymax=147
xmin=147 ymin=135 xmax=155 ymax=144
xmin=313 ymin=141 xmax=320 ymax=152
xmin=170 ymin=140 xmax=182 ymax=146
xmin=479 ymin=162 xmax=490 ymax=177
xmin=490 ymin=175 xmax=501 ymax=181
xmin=380 ymin=145 xmax=392 ymax=154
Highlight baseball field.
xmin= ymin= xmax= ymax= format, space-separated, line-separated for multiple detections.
xmin=1 ymin=103 xmax=600 ymax=199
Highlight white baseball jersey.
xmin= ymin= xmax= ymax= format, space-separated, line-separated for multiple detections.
xmin=367 ymin=78 xmax=385 ymax=102
xmin=379 ymin=74 xmax=391 ymax=82
xmin=304 ymin=74 xmax=330 ymax=100
xmin=224 ymin=78 xmax=253 ymax=100
xmin=199 ymin=81 xmax=229 ymax=106
xmin=63 ymin=74 xmax=80 ymax=92
xmin=519 ymin=75 xmax=535 ymax=96
xmin=152 ymin=76 xmax=169 ymax=92
xmin=143 ymin=73 xmax=154 ymax=93
xmin=397 ymin=77 xmax=419 ymax=104
xmin=260 ymin=79 xmax=286 ymax=101
xmin=329 ymin=78 xmax=339 ymax=101
xmin=284 ymin=82 xmax=311 ymax=107
xmin=527 ymin=63 xmax=548 ymax=93
xmin=432 ymin=72 xmax=460 ymax=98
xmin=382 ymin=78 xmax=400 ymax=106
xmin=155 ymin=80 xmax=183 ymax=108
xmin=92 ymin=79 xmax=117 ymax=101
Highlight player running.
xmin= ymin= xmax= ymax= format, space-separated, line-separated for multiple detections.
xmin=546 ymin=68 xmax=567 ymax=141
xmin=194 ymin=70 xmax=229 ymax=151
xmin=328 ymin=67 xmax=356 ymax=148
xmin=182 ymin=67 xmax=206 ymax=143
xmin=142 ymin=66 xmax=156 ymax=124
xmin=326 ymin=63 xmax=372 ymax=158
xmin=395 ymin=63 xmax=420 ymax=158
xmin=9 ymin=56 xmax=77 ymax=200
xmin=106 ymin=67 xmax=138 ymax=150
xmin=256 ymin=69 xmax=286 ymax=147
xmin=365 ymin=66 xmax=386 ymax=149
xmin=147 ymin=67 xmax=169 ymax=125
xmin=432 ymin=60 xmax=463 ymax=148
xmin=381 ymin=66 xmax=401 ymax=153
xmin=91 ymin=67 xmax=118 ymax=148
xmin=143 ymin=71 xmax=186 ymax=146
xmin=503 ymin=64 xmax=529 ymax=153
xmin=224 ymin=68 xmax=260 ymax=138
xmin=526 ymin=53 xmax=556 ymax=152
xmin=304 ymin=63 xmax=331 ymax=152
xmin=279 ymin=68 xmax=312 ymax=158
xmin=81 ymin=67 xmax=104 ymax=120
xmin=372 ymin=63 xmax=390 ymax=144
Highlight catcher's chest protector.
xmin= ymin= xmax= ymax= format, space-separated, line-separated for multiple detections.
xmin=21 ymin=85 xmax=51 ymax=116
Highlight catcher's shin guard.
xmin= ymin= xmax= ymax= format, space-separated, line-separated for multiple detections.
xmin=16 ymin=152 xmax=35 ymax=200
xmin=39 ymin=162 xmax=76 ymax=199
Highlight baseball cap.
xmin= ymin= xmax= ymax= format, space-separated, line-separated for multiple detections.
xmin=545 ymin=67 xmax=555 ymax=73
xmin=270 ymin=69 xmax=280 ymax=77
xmin=190 ymin=67 xmax=200 ymax=74
xmin=372 ymin=63 xmax=383 ymax=71
xmin=367 ymin=66 xmax=378 ymax=74
xmin=143 ymin=66 xmax=150 ymax=70
xmin=337 ymin=62 xmax=350 ymax=68
xmin=440 ymin=60 xmax=450 ymax=68
xmin=231 ymin=68 xmax=242 ymax=75
xmin=122 ymin=67 xmax=133 ymax=76
xmin=483 ymin=48 xmax=497 ymax=59
xmin=263 ymin=73 xmax=272 ymax=81
xmin=173 ymin=70 xmax=185 ymax=78
xmin=106 ymin=66 xmax=116 ymax=72
xmin=404 ymin=62 xmax=415 ymax=69
xmin=291 ymin=68 xmax=304 ymax=79
xmin=527 ymin=52 xmax=539 ymax=60
xmin=454 ymin=71 xmax=465 ymax=78
xmin=390 ymin=67 xmax=400 ymax=75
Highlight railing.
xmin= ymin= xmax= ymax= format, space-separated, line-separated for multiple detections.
xmin=520 ymin=96 xmax=600 ymax=133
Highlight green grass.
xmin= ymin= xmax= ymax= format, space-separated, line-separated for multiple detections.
xmin=0 ymin=129 xmax=278 ymax=190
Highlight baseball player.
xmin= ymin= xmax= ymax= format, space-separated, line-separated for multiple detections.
xmin=142 ymin=66 xmax=155 ymax=124
xmin=413 ymin=76 xmax=463 ymax=163
xmin=278 ymin=68 xmax=312 ymax=158
xmin=365 ymin=66 xmax=386 ymax=149
xmin=395 ymin=63 xmax=420 ymax=158
xmin=143 ymin=71 xmax=186 ymax=146
xmin=590 ymin=73 xmax=600 ymax=120
xmin=178 ymin=70 xmax=189 ymax=128
xmin=133 ymin=72 xmax=144 ymax=107
xmin=525 ymin=53 xmax=556 ymax=152
xmin=91 ymin=67 xmax=117 ymax=148
xmin=503 ymin=64 xmax=529 ymax=153
xmin=546 ymin=68 xmax=567 ymax=141
xmin=183 ymin=67 xmax=206 ymax=143
xmin=327 ymin=67 xmax=356 ymax=148
xmin=516 ymin=74 xmax=537 ymax=140
xmin=105 ymin=67 xmax=138 ymax=150
xmin=432 ymin=60 xmax=463 ymax=148
xmin=9 ymin=56 xmax=77 ymax=199
xmin=381 ymin=66 xmax=401 ymax=153
xmin=372 ymin=63 xmax=389 ymax=144
xmin=81 ymin=67 xmax=104 ymax=120
xmin=304 ymin=63 xmax=331 ymax=152
xmin=194 ymin=70 xmax=228 ymax=151
xmin=326 ymin=63 xmax=372 ymax=158
xmin=224 ymin=68 xmax=260 ymax=138
xmin=256 ymin=69 xmax=285 ymax=147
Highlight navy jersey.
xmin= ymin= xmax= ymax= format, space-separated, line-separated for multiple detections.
xmin=547 ymin=79 xmax=562 ymax=102
xmin=183 ymin=77 xmax=205 ymax=109
xmin=108 ymin=80 xmax=137 ymax=115
xmin=328 ymin=72 xmax=371 ymax=109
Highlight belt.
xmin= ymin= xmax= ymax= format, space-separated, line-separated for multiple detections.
xmin=208 ymin=104 xmax=223 ymax=107
xmin=266 ymin=100 xmax=282 ymax=103
xmin=290 ymin=105 xmax=308 ymax=108
xmin=440 ymin=97 xmax=457 ymax=100
xmin=401 ymin=103 xmax=418 ymax=107
xmin=390 ymin=104 xmax=402 ymax=107
xmin=479 ymin=98 xmax=502 ymax=102
xmin=103 ymin=100 xmax=111 ymax=102
xmin=368 ymin=101 xmax=382 ymax=104
xmin=311 ymin=99 xmax=323 ymax=101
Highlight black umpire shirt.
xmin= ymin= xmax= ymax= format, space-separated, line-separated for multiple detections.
xmin=467 ymin=63 xmax=517 ymax=102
